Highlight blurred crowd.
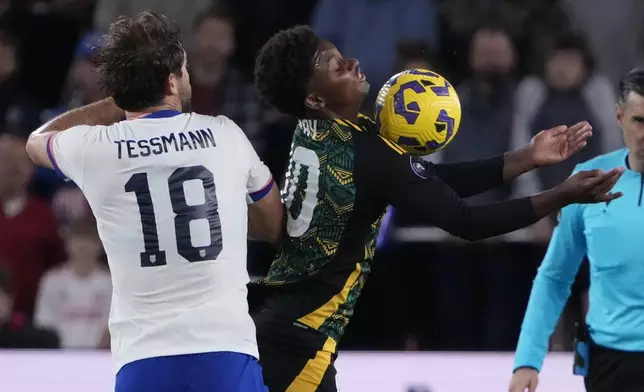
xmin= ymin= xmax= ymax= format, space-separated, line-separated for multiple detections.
xmin=0 ymin=0 xmax=642 ymax=354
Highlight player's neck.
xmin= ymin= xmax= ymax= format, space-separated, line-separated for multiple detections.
xmin=125 ymin=101 xmax=182 ymax=120
xmin=317 ymin=107 xmax=359 ymax=123
xmin=628 ymin=152 xmax=644 ymax=172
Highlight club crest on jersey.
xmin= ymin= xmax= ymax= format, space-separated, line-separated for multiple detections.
xmin=199 ymin=249 xmax=206 ymax=258
xmin=409 ymin=156 xmax=429 ymax=179
xmin=149 ymin=255 xmax=156 ymax=263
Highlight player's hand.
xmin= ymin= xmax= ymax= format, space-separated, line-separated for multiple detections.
xmin=508 ymin=368 xmax=539 ymax=392
xmin=529 ymin=122 xmax=593 ymax=166
xmin=557 ymin=168 xmax=625 ymax=204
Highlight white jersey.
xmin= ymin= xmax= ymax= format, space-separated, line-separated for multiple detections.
xmin=47 ymin=111 xmax=272 ymax=373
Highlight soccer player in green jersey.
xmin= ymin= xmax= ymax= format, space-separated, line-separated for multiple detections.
xmin=252 ymin=25 xmax=623 ymax=392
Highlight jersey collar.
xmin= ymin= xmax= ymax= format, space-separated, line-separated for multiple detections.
xmin=622 ymin=149 xmax=641 ymax=178
xmin=137 ymin=110 xmax=183 ymax=119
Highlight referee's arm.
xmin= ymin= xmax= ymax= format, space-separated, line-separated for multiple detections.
xmin=513 ymin=196 xmax=587 ymax=372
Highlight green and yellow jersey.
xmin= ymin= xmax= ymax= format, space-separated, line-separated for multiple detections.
xmin=259 ymin=115 xmax=406 ymax=343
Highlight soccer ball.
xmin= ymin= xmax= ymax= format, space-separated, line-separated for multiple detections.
xmin=375 ymin=69 xmax=462 ymax=155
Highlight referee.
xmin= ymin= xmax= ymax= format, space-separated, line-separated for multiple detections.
xmin=510 ymin=67 xmax=644 ymax=392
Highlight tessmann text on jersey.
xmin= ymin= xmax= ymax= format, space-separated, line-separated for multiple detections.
xmin=113 ymin=128 xmax=216 ymax=159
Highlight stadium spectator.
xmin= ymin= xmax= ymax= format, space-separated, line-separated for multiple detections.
xmin=14 ymin=1 xmax=86 ymax=109
xmin=34 ymin=224 xmax=110 ymax=349
xmin=189 ymin=5 xmax=275 ymax=157
xmin=32 ymin=32 xmax=106 ymax=200
xmin=0 ymin=30 xmax=40 ymax=138
xmin=42 ymin=31 xmax=106 ymax=122
xmin=512 ymin=30 xmax=623 ymax=240
xmin=439 ymin=23 xmax=518 ymax=204
xmin=93 ymin=0 xmax=212 ymax=39
xmin=0 ymin=133 xmax=65 ymax=317
xmin=0 ymin=267 xmax=59 ymax=349
xmin=564 ymin=0 xmax=644 ymax=85
xmin=51 ymin=186 xmax=93 ymax=232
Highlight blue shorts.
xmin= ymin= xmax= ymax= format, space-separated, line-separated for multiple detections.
xmin=115 ymin=352 xmax=268 ymax=392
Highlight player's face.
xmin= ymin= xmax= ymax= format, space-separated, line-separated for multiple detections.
xmin=307 ymin=41 xmax=369 ymax=115
xmin=618 ymin=91 xmax=644 ymax=160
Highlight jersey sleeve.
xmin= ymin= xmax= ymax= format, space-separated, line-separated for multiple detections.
xmin=514 ymin=166 xmax=587 ymax=372
xmin=47 ymin=125 xmax=95 ymax=188
xmin=432 ymin=155 xmax=505 ymax=197
xmin=219 ymin=116 xmax=273 ymax=204
xmin=354 ymin=132 xmax=539 ymax=241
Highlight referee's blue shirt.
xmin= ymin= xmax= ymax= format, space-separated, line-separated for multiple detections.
xmin=514 ymin=148 xmax=644 ymax=372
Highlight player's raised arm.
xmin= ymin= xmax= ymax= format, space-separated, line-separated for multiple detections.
xmin=25 ymin=98 xmax=124 ymax=170
xmin=355 ymin=133 xmax=623 ymax=241
xmin=432 ymin=121 xmax=593 ymax=197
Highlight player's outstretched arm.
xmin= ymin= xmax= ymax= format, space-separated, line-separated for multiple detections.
xmin=356 ymin=133 xmax=622 ymax=241
xmin=25 ymin=98 xmax=124 ymax=169
xmin=433 ymin=121 xmax=592 ymax=198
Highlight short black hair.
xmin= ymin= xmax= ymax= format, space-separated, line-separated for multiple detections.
xmin=97 ymin=10 xmax=185 ymax=111
xmin=254 ymin=25 xmax=321 ymax=118
xmin=192 ymin=2 xmax=236 ymax=33
xmin=619 ymin=68 xmax=644 ymax=104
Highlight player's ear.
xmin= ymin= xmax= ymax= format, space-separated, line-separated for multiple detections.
xmin=304 ymin=93 xmax=325 ymax=111
xmin=616 ymin=102 xmax=624 ymax=127
xmin=167 ymin=73 xmax=179 ymax=96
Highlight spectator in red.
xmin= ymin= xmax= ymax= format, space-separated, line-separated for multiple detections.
xmin=189 ymin=4 xmax=278 ymax=157
xmin=0 ymin=267 xmax=59 ymax=348
xmin=0 ymin=133 xmax=65 ymax=317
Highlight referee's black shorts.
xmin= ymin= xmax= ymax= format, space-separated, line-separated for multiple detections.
xmin=585 ymin=342 xmax=644 ymax=392
xmin=254 ymin=312 xmax=338 ymax=392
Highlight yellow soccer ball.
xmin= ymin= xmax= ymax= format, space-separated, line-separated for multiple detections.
xmin=375 ymin=69 xmax=462 ymax=155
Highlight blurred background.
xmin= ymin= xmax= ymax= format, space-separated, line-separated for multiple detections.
xmin=0 ymin=0 xmax=641 ymax=363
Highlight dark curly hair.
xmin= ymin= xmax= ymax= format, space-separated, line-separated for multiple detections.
xmin=254 ymin=25 xmax=321 ymax=118
xmin=96 ymin=11 xmax=185 ymax=112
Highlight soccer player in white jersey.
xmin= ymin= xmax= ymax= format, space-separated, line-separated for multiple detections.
xmin=24 ymin=11 xmax=281 ymax=392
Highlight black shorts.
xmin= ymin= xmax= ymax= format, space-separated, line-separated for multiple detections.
xmin=254 ymin=311 xmax=338 ymax=392
xmin=585 ymin=342 xmax=644 ymax=392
